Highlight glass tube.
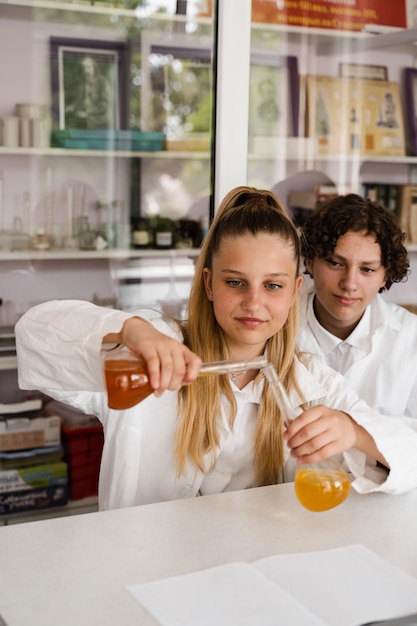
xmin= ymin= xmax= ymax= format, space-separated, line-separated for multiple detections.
xmin=199 ymin=355 xmax=268 ymax=376
xmin=262 ymin=363 xmax=300 ymax=427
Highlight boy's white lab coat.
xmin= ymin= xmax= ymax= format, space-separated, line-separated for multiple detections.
xmin=297 ymin=291 xmax=417 ymax=418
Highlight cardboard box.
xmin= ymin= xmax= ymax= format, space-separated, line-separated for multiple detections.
xmin=0 ymin=414 xmax=61 ymax=452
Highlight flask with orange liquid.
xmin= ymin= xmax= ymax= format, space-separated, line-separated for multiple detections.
xmin=103 ymin=348 xmax=153 ymax=410
xmin=293 ymin=459 xmax=351 ymax=512
xmin=263 ymin=364 xmax=351 ymax=512
xmin=102 ymin=346 xmax=268 ymax=410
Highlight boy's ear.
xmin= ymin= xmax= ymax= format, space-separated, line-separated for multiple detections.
xmin=304 ymin=258 xmax=314 ymax=277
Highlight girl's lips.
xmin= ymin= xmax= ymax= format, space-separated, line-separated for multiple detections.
xmin=236 ymin=317 xmax=265 ymax=328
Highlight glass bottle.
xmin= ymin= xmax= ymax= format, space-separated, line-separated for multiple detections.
xmin=153 ymin=216 xmax=175 ymax=249
xmin=77 ymin=216 xmax=96 ymax=251
xmin=132 ymin=217 xmax=153 ymax=249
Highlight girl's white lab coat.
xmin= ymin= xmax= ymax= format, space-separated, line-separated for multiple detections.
xmin=15 ymin=300 xmax=417 ymax=510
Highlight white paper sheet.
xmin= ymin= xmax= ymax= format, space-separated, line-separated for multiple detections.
xmin=126 ymin=545 xmax=417 ymax=626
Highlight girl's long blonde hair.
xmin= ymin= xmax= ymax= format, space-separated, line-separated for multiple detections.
xmin=175 ymin=186 xmax=302 ymax=485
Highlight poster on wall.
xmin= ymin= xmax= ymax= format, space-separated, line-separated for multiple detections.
xmin=306 ymin=75 xmax=405 ymax=156
xmin=251 ymin=0 xmax=408 ymax=31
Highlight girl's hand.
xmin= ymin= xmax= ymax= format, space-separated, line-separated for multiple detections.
xmin=120 ymin=317 xmax=202 ymax=396
xmin=283 ymin=405 xmax=357 ymax=464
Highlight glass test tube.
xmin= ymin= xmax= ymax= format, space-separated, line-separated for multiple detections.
xmin=199 ymin=355 xmax=268 ymax=376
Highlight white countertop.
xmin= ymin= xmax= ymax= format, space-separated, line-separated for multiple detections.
xmin=1 ymin=483 xmax=417 ymax=625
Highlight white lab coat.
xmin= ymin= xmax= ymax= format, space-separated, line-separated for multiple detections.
xmin=297 ymin=291 xmax=417 ymax=418
xmin=15 ymin=300 xmax=417 ymax=510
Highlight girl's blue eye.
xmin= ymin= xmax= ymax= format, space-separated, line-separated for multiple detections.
xmin=266 ymin=283 xmax=281 ymax=290
xmin=226 ymin=280 xmax=242 ymax=287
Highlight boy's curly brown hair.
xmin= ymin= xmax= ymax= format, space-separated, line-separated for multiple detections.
xmin=301 ymin=193 xmax=409 ymax=292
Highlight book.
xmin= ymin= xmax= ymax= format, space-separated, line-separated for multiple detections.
xmin=0 ymin=485 xmax=68 ymax=515
xmin=0 ymin=413 xmax=61 ymax=452
xmin=127 ymin=544 xmax=417 ymax=626
xmin=0 ymin=399 xmax=42 ymax=415
xmin=0 ymin=461 xmax=67 ymax=492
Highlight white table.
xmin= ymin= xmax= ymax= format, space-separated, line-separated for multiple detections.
xmin=1 ymin=483 xmax=417 ymax=626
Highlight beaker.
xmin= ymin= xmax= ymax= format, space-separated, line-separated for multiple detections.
xmin=262 ymin=363 xmax=351 ymax=512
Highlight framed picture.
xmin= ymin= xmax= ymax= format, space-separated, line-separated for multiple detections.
xmin=249 ymin=54 xmax=299 ymax=138
xmin=50 ymin=37 xmax=128 ymax=131
xmin=404 ymin=67 xmax=417 ymax=156
xmin=306 ymin=75 xmax=405 ymax=156
xmin=140 ymin=33 xmax=213 ymax=145
xmin=339 ymin=63 xmax=388 ymax=82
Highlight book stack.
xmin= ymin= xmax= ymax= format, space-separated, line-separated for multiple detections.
xmin=361 ymin=183 xmax=417 ymax=243
xmin=361 ymin=183 xmax=400 ymax=214
xmin=0 ymin=397 xmax=68 ymax=516
xmin=0 ymin=323 xmax=17 ymax=370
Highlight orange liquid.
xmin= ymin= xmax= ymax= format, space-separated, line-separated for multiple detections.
xmin=294 ymin=468 xmax=351 ymax=512
xmin=104 ymin=358 xmax=153 ymax=410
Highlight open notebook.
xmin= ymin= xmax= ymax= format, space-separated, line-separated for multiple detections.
xmin=127 ymin=545 xmax=417 ymax=626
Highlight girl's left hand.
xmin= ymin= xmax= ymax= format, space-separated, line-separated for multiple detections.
xmin=283 ymin=405 xmax=357 ymax=464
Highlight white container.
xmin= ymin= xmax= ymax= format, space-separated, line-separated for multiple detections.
xmin=1 ymin=117 xmax=19 ymax=147
xmin=31 ymin=117 xmax=49 ymax=148
xmin=19 ymin=117 xmax=31 ymax=147
xmin=15 ymin=103 xmax=45 ymax=118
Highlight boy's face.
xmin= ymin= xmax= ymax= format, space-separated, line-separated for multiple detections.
xmin=305 ymin=230 xmax=387 ymax=339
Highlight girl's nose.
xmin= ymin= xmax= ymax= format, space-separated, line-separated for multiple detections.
xmin=242 ymin=287 xmax=261 ymax=311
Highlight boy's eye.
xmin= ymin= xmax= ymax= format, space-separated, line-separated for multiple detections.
xmin=326 ymin=258 xmax=341 ymax=267
xmin=361 ymin=267 xmax=375 ymax=274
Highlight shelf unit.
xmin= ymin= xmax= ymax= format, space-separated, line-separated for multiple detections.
xmin=1 ymin=1 xmax=416 ymax=281
xmin=0 ymin=1 xmax=215 ymax=319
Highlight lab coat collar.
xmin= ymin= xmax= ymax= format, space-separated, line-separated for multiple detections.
xmin=303 ymin=290 xmax=375 ymax=356
xmin=307 ymin=293 xmax=372 ymax=354
xmin=370 ymin=293 xmax=403 ymax=332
